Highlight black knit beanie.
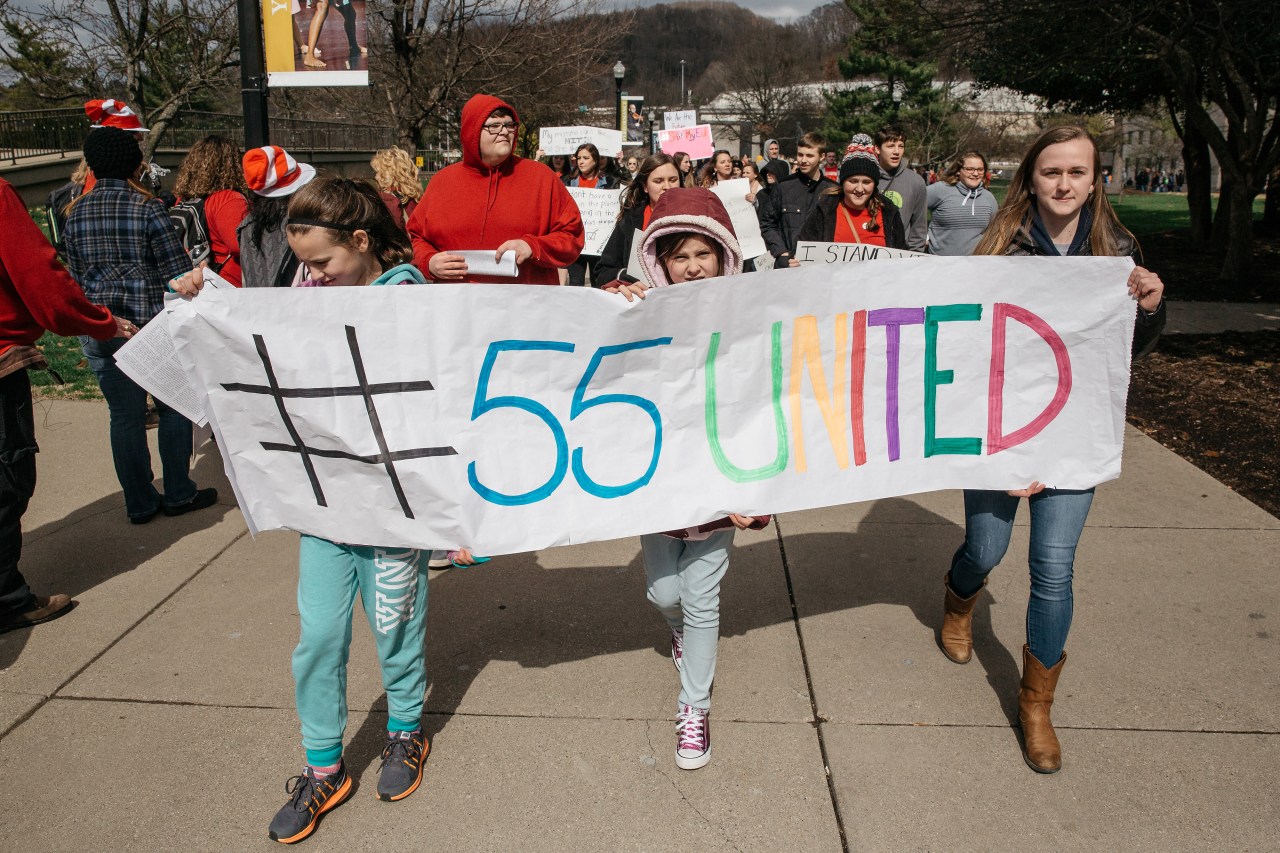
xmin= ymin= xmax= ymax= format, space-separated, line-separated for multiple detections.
xmin=84 ymin=127 xmax=144 ymax=180
xmin=839 ymin=133 xmax=881 ymax=184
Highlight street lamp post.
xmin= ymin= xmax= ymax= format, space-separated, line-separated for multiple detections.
xmin=680 ymin=59 xmax=686 ymax=107
xmin=614 ymin=61 xmax=626 ymax=135
xmin=891 ymin=79 xmax=905 ymax=121
xmin=647 ymin=109 xmax=656 ymax=154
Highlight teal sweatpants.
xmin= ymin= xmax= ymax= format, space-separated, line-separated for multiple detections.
xmin=292 ymin=535 xmax=430 ymax=766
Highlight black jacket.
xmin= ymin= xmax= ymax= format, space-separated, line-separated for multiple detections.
xmin=758 ymin=171 xmax=837 ymax=266
xmin=593 ymin=203 xmax=647 ymax=287
xmin=1007 ymin=225 xmax=1165 ymax=358
xmin=795 ymin=194 xmax=908 ymax=250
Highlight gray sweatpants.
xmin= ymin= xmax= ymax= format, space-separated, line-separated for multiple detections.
xmin=641 ymin=529 xmax=734 ymax=710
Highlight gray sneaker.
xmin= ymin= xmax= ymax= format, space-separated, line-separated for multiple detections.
xmin=268 ymin=762 xmax=352 ymax=844
xmin=377 ymin=730 xmax=428 ymax=802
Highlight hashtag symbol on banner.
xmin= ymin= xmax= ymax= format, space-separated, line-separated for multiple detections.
xmin=221 ymin=326 xmax=456 ymax=519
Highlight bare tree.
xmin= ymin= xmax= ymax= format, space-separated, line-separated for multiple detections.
xmin=0 ymin=0 xmax=239 ymax=155
xmin=718 ymin=28 xmax=821 ymax=149
xmin=370 ymin=0 xmax=626 ymax=153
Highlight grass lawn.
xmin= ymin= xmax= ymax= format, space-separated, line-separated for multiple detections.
xmin=30 ymin=331 xmax=100 ymax=399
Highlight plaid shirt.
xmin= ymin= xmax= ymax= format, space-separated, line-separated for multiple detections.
xmin=64 ymin=179 xmax=190 ymax=327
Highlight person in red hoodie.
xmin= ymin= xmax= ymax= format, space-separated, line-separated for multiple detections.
xmin=0 ymin=177 xmax=132 ymax=634
xmin=407 ymin=94 xmax=584 ymax=285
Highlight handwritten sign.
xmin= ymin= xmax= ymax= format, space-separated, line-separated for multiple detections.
xmin=567 ymin=187 xmax=624 ymax=257
xmin=160 ymin=257 xmax=1136 ymax=556
xmin=657 ymin=124 xmax=714 ymax=159
xmin=709 ymin=178 xmax=767 ymax=259
xmin=795 ymin=242 xmax=930 ymax=264
xmin=664 ymin=110 xmax=697 ymax=130
xmin=540 ymin=126 xmax=624 ymax=157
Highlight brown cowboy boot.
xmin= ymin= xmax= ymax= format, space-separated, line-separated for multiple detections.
xmin=1018 ymin=644 xmax=1066 ymax=773
xmin=938 ymin=574 xmax=985 ymax=664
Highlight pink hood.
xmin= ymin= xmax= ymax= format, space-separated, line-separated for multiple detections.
xmin=636 ymin=187 xmax=742 ymax=287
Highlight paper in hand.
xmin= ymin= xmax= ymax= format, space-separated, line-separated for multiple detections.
xmin=457 ymin=251 xmax=518 ymax=278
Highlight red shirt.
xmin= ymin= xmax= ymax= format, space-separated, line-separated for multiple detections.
xmin=577 ymin=176 xmax=599 ymax=189
xmin=0 ymin=179 xmax=116 ymax=353
xmin=833 ymin=203 xmax=888 ymax=247
xmin=408 ymin=94 xmax=584 ymax=285
xmin=203 ymin=189 xmax=248 ymax=286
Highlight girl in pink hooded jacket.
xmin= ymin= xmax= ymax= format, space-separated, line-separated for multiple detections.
xmin=606 ymin=188 xmax=771 ymax=771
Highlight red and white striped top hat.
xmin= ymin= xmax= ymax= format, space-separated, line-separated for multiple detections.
xmin=242 ymin=146 xmax=316 ymax=198
xmin=85 ymin=99 xmax=149 ymax=132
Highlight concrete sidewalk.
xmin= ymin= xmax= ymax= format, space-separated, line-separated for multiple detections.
xmin=1 ymin=400 xmax=1276 ymax=852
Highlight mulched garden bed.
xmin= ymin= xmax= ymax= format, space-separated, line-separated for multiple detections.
xmin=1126 ymin=330 xmax=1280 ymax=518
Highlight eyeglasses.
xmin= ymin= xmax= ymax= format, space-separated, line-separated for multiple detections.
xmin=961 ymin=166 xmax=985 ymax=173
xmin=482 ymin=122 xmax=518 ymax=136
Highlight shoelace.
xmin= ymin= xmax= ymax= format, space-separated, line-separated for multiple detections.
xmin=283 ymin=772 xmax=316 ymax=812
xmin=677 ymin=706 xmax=708 ymax=752
xmin=380 ymin=734 xmax=418 ymax=771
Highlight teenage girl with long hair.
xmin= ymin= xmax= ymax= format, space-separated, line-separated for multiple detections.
xmin=593 ymin=152 xmax=681 ymax=287
xmin=562 ymin=143 xmax=623 ymax=286
xmin=939 ymin=125 xmax=1165 ymax=774
xmin=698 ymin=150 xmax=734 ymax=188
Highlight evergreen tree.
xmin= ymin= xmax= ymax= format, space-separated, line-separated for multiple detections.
xmin=823 ymin=0 xmax=957 ymax=161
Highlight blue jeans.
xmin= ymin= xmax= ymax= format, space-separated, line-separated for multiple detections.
xmin=949 ymin=488 xmax=1095 ymax=667
xmin=81 ymin=336 xmax=196 ymax=519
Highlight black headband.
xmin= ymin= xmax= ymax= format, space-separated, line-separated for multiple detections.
xmin=289 ymin=218 xmax=360 ymax=232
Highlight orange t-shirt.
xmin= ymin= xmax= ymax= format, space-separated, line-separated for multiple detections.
xmin=833 ymin=203 xmax=887 ymax=247
xmin=577 ymin=176 xmax=599 ymax=189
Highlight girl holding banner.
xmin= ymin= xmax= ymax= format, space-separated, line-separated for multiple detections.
xmin=592 ymin=153 xmax=681 ymax=287
xmin=792 ymin=134 xmax=908 ymax=259
xmin=940 ymin=126 xmax=1165 ymax=774
xmin=604 ymin=187 xmax=771 ymax=771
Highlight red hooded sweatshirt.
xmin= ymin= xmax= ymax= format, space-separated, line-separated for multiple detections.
xmin=0 ymin=178 xmax=117 ymax=354
xmin=407 ymin=94 xmax=584 ymax=285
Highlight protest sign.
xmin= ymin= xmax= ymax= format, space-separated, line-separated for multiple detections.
xmin=796 ymin=242 xmax=930 ymax=264
xmin=540 ymin=126 xmax=624 ymax=157
xmin=568 ymin=187 xmax=624 ymax=257
xmin=709 ymin=178 xmax=768 ymax=259
xmin=163 ymin=258 xmax=1135 ymax=556
xmin=657 ymin=125 xmax=714 ymax=159
xmin=664 ymin=110 xmax=697 ymax=130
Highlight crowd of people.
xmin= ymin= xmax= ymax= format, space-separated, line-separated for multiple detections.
xmin=0 ymin=92 xmax=1166 ymax=845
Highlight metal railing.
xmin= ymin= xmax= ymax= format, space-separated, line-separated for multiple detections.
xmin=0 ymin=108 xmax=88 ymax=164
xmin=0 ymin=107 xmax=403 ymax=164
xmin=164 ymin=111 xmax=399 ymax=153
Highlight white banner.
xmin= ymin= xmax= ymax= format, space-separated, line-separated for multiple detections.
xmin=664 ymin=110 xmax=697 ymax=130
xmin=540 ymin=126 xmax=625 ymax=157
xmin=796 ymin=242 xmax=930 ymax=264
xmin=164 ymin=257 xmax=1136 ymax=556
xmin=710 ymin=178 xmax=768 ymax=259
xmin=567 ymin=187 xmax=624 ymax=257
